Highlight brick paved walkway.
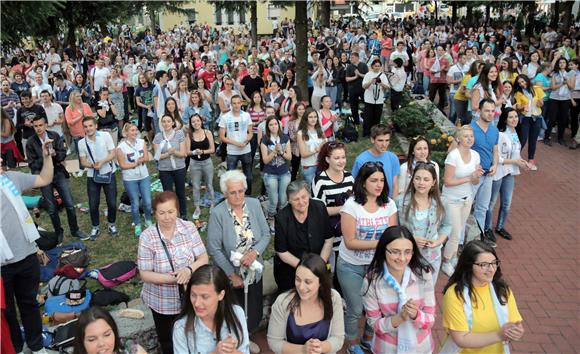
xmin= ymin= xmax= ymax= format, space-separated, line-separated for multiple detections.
xmin=251 ymin=141 xmax=580 ymax=354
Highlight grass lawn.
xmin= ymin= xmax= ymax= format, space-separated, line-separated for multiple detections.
xmin=25 ymin=117 xmax=403 ymax=302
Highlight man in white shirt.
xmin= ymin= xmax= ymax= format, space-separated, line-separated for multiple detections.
xmin=389 ymin=41 xmax=409 ymax=67
xmin=219 ymin=95 xmax=254 ymax=195
xmin=77 ymin=116 xmax=118 ymax=240
xmin=89 ymin=58 xmax=110 ymax=98
xmin=447 ymin=53 xmax=468 ymax=123
xmin=152 ymin=70 xmax=171 ymax=133
xmin=40 ymin=90 xmax=64 ymax=136
xmin=30 ymin=73 xmax=53 ymax=103
xmin=45 ymin=47 xmax=61 ymax=74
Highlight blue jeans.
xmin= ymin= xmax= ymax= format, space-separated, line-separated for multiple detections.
xmin=485 ymin=174 xmax=515 ymax=231
xmin=473 ymin=175 xmax=494 ymax=231
xmin=301 ymin=165 xmax=316 ymax=186
xmin=190 ymin=158 xmax=215 ymax=206
xmin=263 ymin=172 xmax=291 ymax=216
xmin=519 ymin=116 xmax=542 ymax=160
xmin=336 ymin=257 xmax=372 ymax=340
xmin=123 ymin=177 xmax=152 ymax=226
xmin=40 ymin=172 xmax=79 ymax=236
xmin=87 ymin=176 xmax=117 ymax=227
xmin=72 ymin=136 xmax=84 ymax=170
xmin=422 ymin=74 xmax=430 ymax=95
xmin=226 ymin=152 xmax=253 ymax=195
xmin=159 ymin=168 xmax=187 ymax=219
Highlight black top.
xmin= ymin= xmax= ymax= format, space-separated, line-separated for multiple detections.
xmin=273 ymin=199 xmax=332 ymax=293
xmin=345 ymin=62 xmax=368 ymax=91
xmin=240 ymin=75 xmax=265 ymax=100
xmin=16 ymin=104 xmax=47 ymax=139
xmin=189 ymin=130 xmax=210 ymax=161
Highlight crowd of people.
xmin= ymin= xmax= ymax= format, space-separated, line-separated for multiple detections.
xmin=2 ymin=10 xmax=577 ymax=354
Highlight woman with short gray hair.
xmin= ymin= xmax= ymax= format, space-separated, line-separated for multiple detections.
xmin=273 ymin=180 xmax=333 ymax=293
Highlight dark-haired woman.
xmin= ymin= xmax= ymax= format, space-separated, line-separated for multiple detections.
xmin=268 ymin=254 xmax=344 ymax=354
xmin=173 ymin=265 xmax=249 ymax=354
xmin=297 ymin=108 xmax=326 ymax=186
xmin=513 ymin=74 xmax=545 ymax=170
xmin=74 ymin=306 xmax=146 ymax=354
xmin=485 ymin=108 xmax=529 ymax=242
xmin=544 ymin=57 xmax=574 ymax=146
xmin=397 ymin=163 xmax=451 ymax=282
xmin=442 ymin=240 xmax=524 ymax=354
xmin=138 ymin=191 xmax=209 ymax=354
xmin=362 ymin=226 xmax=435 ymax=354
xmin=398 ymin=137 xmax=440 ymax=197
xmin=337 ymin=162 xmax=398 ymax=354
xmin=470 ymin=63 xmax=502 ymax=122
xmin=186 ymin=114 xmax=215 ymax=220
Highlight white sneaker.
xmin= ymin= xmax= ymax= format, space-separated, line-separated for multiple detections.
xmin=249 ymin=341 xmax=260 ymax=354
xmin=192 ymin=206 xmax=201 ymax=220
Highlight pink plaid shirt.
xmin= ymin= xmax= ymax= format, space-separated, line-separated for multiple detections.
xmin=362 ymin=269 xmax=436 ymax=354
xmin=138 ymin=219 xmax=207 ymax=314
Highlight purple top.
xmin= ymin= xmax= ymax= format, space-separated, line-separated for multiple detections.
xmin=286 ymin=312 xmax=330 ymax=345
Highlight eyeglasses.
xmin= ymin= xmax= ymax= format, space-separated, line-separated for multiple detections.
xmin=474 ymin=260 xmax=501 ymax=270
xmin=386 ymin=248 xmax=413 ymax=257
xmin=415 ymin=161 xmax=435 ymax=168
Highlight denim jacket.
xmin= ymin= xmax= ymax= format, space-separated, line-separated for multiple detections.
xmin=396 ymin=194 xmax=452 ymax=242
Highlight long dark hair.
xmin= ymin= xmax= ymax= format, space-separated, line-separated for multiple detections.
xmin=443 ymin=240 xmax=510 ymax=306
xmin=176 ymin=265 xmax=243 ymax=344
xmin=475 ymin=63 xmax=501 ymax=99
xmin=164 ymin=97 xmax=182 ymax=125
xmin=405 ymin=136 xmax=431 ymax=176
xmin=316 ymin=141 xmax=346 ymax=173
xmin=513 ymin=74 xmax=535 ymax=98
xmin=497 ymin=107 xmax=519 ymax=132
xmin=402 ymin=163 xmax=445 ymax=224
xmin=286 ymin=254 xmax=334 ymax=321
xmin=364 ymin=226 xmax=433 ymax=295
xmin=298 ymin=108 xmax=324 ymax=141
xmin=353 ymin=162 xmax=390 ymax=206
xmin=74 ymin=306 xmax=122 ymax=354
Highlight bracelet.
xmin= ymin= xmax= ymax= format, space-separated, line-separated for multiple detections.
xmin=186 ymin=266 xmax=193 ymax=275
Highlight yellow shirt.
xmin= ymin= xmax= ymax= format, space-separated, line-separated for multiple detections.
xmin=499 ymin=71 xmax=518 ymax=84
xmin=513 ymin=86 xmax=546 ymax=116
xmin=442 ymin=283 xmax=523 ymax=354
xmin=454 ymin=74 xmax=472 ymax=101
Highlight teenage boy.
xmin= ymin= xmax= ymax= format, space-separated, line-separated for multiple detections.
xmin=26 ymin=115 xmax=88 ymax=241
xmin=351 ymin=124 xmax=400 ymax=197
xmin=78 ymin=117 xmax=118 ymax=240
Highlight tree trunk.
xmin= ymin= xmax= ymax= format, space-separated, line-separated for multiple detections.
xmin=250 ymin=1 xmax=257 ymax=49
xmin=561 ymin=1 xmax=574 ymax=31
xmin=149 ymin=7 xmax=157 ymax=33
xmin=551 ymin=1 xmax=560 ymax=29
xmin=320 ymin=0 xmax=331 ymax=29
xmin=294 ymin=1 xmax=308 ymax=99
xmin=452 ymin=2 xmax=458 ymax=25
xmin=466 ymin=5 xmax=473 ymax=26
xmin=485 ymin=3 xmax=491 ymax=25
xmin=525 ymin=2 xmax=536 ymax=36
xmin=434 ymin=1 xmax=438 ymax=20
xmin=66 ymin=21 xmax=76 ymax=51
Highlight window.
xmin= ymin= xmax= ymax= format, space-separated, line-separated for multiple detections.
xmin=215 ymin=7 xmax=222 ymax=25
xmin=227 ymin=9 xmax=234 ymax=25
xmin=239 ymin=9 xmax=245 ymax=24
xmin=187 ymin=10 xmax=197 ymax=24
xmin=267 ymin=4 xmax=281 ymax=19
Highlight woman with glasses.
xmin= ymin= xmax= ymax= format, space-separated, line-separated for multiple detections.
xmin=217 ymin=76 xmax=239 ymax=116
xmin=312 ymin=141 xmax=354 ymax=291
xmin=362 ymin=226 xmax=435 ymax=354
xmin=337 ymin=162 xmax=398 ymax=354
xmin=397 ymin=163 xmax=451 ymax=282
xmin=398 ymin=136 xmax=440 ymax=197
xmin=441 ymin=125 xmax=482 ymax=277
xmin=442 ymin=240 xmax=524 ymax=353
xmin=297 ymin=108 xmax=326 ymax=185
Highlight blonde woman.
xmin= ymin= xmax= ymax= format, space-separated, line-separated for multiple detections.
xmin=65 ymin=91 xmax=96 ymax=176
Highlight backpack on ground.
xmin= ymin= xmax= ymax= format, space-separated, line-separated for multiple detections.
xmin=336 ymin=115 xmax=358 ymax=143
xmin=58 ymin=247 xmax=90 ymax=268
xmin=49 ymin=318 xmax=78 ymax=350
xmin=96 ymin=261 xmax=138 ymax=288
xmin=91 ymin=288 xmax=130 ymax=307
xmin=47 ymin=275 xmax=82 ymax=297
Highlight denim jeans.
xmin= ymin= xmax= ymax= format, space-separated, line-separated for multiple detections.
xmin=453 ymin=99 xmax=470 ymax=125
xmin=87 ymin=176 xmax=117 ymax=227
xmin=519 ymin=116 xmax=542 ymax=160
xmin=486 ymin=174 xmax=515 ymax=231
xmin=1 ymin=254 xmax=43 ymax=352
xmin=190 ymin=158 xmax=215 ymax=206
xmin=226 ymin=152 xmax=253 ymax=195
xmin=422 ymin=74 xmax=430 ymax=95
xmin=40 ymin=172 xmax=79 ymax=237
xmin=263 ymin=172 xmax=291 ymax=216
xmin=123 ymin=176 xmax=152 ymax=226
xmin=159 ymin=168 xmax=187 ymax=219
xmin=301 ymin=165 xmax=316 ymax=186
xmin=336 ymin=257 xmax=371 ymax=340
xmin=473 ymin=175 xmax=494 ymax=231
xmin=72 ymin=136 xmax=84 ymax=170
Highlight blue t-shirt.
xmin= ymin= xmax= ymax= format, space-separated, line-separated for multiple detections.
xmin=351 ymin=150 xmax=400 ymax=197
xmin=471 ymin=121 xmax=499 ymax=171
xmin=533 ymin=73 xmax=551 ymax=100
xmin=466 ymin=75 xmax=479 ymax=112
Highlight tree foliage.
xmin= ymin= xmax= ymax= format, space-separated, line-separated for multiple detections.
xmin=0 ymin=1 xmax=65 ymax=46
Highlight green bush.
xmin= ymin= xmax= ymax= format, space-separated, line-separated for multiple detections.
xmin=391 ymin=102 xmax=435 ymax=137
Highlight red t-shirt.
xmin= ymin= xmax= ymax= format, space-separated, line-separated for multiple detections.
xmin=199 ymin=70 xmax=216 ymax=89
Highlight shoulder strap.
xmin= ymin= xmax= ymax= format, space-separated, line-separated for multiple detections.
xmin=51 ymin=276 xmax=67 ymax=295
xmin=85 ymin=139 xmax=96 ymax=164
xmin=155 ymin=223 xmax=175 ymax=272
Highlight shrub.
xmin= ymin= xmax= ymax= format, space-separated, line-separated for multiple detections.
xmin=391 ymin=102 xmax=435 ymax=137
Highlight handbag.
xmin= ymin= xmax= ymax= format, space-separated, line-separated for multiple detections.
xmin=85 ymin=139 xmax=113 ymax=184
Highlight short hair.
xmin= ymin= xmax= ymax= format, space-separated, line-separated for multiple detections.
xmin=82 ymin=116 xmax=97 ymax=124
xmin=152 ymin=191 xmax=180 ymax=214
xmin=32 ymin=115 xmax=46 ymax=123
xmin=479 ymin=98 xmax=496 ymax=110
xmin=370 ymin=124 xmax=391 ymax=139
xmin=219 ymin=170 xmax=247 ymax=194
xmin=393 ymin=58 xmax=403 ymax=68
xmin=350 ymin=52 xmax=360 ymax=59
xmin=286 ymin=180 xmax=311 ymax=200
xmin=230 ymin=94 xmax=242 ymax=103
xmin=155 ymin=70 xmax=167 ymax=81
xmin=20 ymin=90 xmax=32 ymax=99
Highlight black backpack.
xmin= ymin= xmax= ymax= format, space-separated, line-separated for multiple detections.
xmin=90 ymin=288 xmax=130 ymax=307
xmin=336 ymin=115 xmax=358 ymax=143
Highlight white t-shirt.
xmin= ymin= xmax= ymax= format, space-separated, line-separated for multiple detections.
xmin=31 ymin=84 xmax=53 ymax=100
xmin=219 ymin=111 xmax=252 ymax=155
xmin=117 ymin=138 xmax=149 ymax=181
xmin=447 ymin=63 xmax=466 ymax=93
xmin=299 ymin=130 xmax=325 ymax=167
xmin=91 ymin=67 xmax=111 ymax=92
xmin=441 ymin=148 xmax=480 ymax=201
xmin=338 ymin=197 xmax=398 ymax=265
xmin=78 ymin=132 xmax=117 ymax=178
xmin=43 ymin=103 xmax=63 ymax=136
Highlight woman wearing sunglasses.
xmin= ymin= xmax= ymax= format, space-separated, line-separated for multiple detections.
xmin=337 ymin=162 xmax=398 ymax=354
xmin=442 ymin=240 xmax=524 ymax=353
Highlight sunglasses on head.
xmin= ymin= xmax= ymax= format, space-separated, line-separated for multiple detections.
xmin=327 ymin=141 xmax=345 ymax=149
xmin=362 ymin=161 xmax=383 ymax=169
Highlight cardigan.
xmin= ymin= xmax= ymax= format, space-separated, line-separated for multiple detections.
xmin=267 ymin=289 xmax=345 ymax=354
xmin=396 ymin=194 xmax=452 ymax=243
xmin=207 ymin=197 xmax=271 ymax=280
